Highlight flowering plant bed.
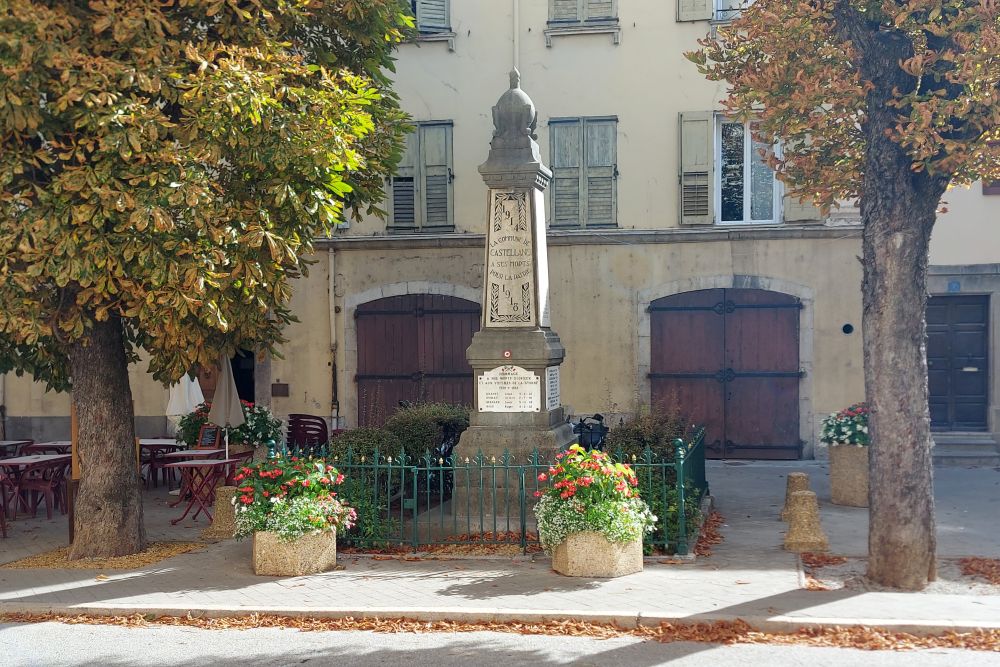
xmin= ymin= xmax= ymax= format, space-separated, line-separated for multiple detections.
xmin=177 ymin=401 xmax=282 ymax=448
xmin=534 ymin=445 xmax=655 ymax=558
xmin=232 ymin=456 xmax=356 ymax=543
xmin=820 ymin=402 xmax=870 ymax=446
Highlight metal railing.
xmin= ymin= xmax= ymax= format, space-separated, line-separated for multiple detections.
xmin=280 ymin=429 xmax=707 ymax=556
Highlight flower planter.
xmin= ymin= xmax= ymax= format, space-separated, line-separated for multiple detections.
xmin=551 ymin=531 xmax=643 ymax=578
xmin=252 ymin=529 xmax=338 ymax=576
xmin=829 ymin=444 xmax=869 ymax=508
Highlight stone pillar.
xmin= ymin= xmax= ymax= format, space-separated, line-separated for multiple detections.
xmin=456 ymin=70 xmax=575 ymax=462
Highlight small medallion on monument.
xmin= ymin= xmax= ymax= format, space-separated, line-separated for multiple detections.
xmin=478 ymin=365 xmax=541 ymax=413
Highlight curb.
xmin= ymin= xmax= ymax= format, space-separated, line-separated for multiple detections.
xmin=3 ymin=602 xmax=999 ymax=636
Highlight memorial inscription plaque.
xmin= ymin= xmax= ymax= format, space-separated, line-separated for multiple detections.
xmin=478 ymin=365 xmax=541 ymax=412
xmin=485 ymin=191 xmax=536 ymax=328
xmin=545 ymin=366 xmax=560 ymax=411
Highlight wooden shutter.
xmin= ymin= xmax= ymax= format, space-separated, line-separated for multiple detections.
xmin=551 ymin=0 xmax=580 ymax=22
xmin=419 ymin=123 xmax=453 ymax=229
xmin=677 ymin=0 xmax=714 ymax=22
xmin=679 ymin=112 xmax=715 ymax=226
xmin=550 ymin=120 xmax=582 ymax=226
xmin=415 ymin=0 xmax=449 ymax=32
xmin=584 ymin=118 xmax=616 ymax=226
xmin=390 ymin=131 xmax=418 ymax=229
xmin=585 ymin=0 xmax=615 ymax=20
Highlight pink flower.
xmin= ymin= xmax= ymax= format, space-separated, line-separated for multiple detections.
xmin=537 ymin=473 xmax=548 ymax=482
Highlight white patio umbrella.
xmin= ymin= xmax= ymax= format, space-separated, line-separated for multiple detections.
xmin=207 ymin=355 xmax=245 ymax=459
xmin=166 ymin=373 xmax=205 ymax=436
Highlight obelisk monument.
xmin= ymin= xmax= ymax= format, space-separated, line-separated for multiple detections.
xmin=456 ymin=70 xmax=575 ymax=461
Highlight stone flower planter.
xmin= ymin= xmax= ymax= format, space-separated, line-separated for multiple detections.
xmin=551 ymin=531 xmax=643 ymax=578
xmin=829 ymin=443 xmax=869 ymax=508
xmin=252 ymin=529 xmax=338 ymax=576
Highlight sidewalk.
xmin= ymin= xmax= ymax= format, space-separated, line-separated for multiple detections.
xmin=1 ymin=462 xmax=998 ymax=633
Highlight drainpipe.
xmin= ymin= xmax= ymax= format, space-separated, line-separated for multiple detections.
xmin=328 ymin=246 xmax=340 ymax=429
xmin=512 ymin=0 xmax=520 ymax=71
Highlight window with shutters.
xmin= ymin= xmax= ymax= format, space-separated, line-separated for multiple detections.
xmin=984 ymin=181 xmax=1000 ymax=195
xmin=677 ymin=0 xmax=755 ymax=22
xmin=409 ymin=0 xmax=455 ymax=49
xmin=387 ymin=121 xmax=454 ymax=233
xmin=549 ymin=117 xmax=618 ymax=228
xmin=545 ymin=0 xmax=620 ymax=46
xmin=716 ymin=118 xmax=780 ymax=224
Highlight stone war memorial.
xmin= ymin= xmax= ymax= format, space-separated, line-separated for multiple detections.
xmin=456 ymin=69 xmax=575 ymax=471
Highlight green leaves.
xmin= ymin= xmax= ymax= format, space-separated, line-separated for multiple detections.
xmin=0 ymin=0 xmax=411 ymax=387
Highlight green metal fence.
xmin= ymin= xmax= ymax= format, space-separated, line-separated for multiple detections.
xmin=283 ymin=429 xmax=708 ymax=556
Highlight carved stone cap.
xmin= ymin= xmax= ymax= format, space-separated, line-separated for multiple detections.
xmin=480 ymin=69 xmax=551 ymax=189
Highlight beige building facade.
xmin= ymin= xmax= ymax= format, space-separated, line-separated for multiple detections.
xmin=4 ymin=1 xmax=998 ymax=459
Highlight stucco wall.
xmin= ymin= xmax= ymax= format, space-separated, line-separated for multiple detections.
xmin=931 ymin=183 xmax=1000 ymax=266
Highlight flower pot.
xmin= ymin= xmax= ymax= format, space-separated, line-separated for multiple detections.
xmin=252 ymin=529 xmax=338 ymax=576
xmin=551 ymin=531 xmax=643 ymax=578
xmin=829 ymin=444 xmax=869 ymax=508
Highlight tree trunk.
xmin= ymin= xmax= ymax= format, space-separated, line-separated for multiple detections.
xmin=68 ymin=316 xmax=146 ymax=559
xmin=858 ymin=49 xmax=948 ymax=589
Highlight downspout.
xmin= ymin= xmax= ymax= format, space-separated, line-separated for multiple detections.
xmin=512 ymin=0 xmax=520 ymax=71
xmin=328 ymin=246 xmax=340 ymax=429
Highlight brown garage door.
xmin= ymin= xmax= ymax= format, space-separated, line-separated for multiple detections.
xmin=355 ymin=294 xmax=480 ymax=426
xmin=927 ymin=295 xmax=989 ymax=431
xmin=648 ymin=288 xmax=803 ymax=460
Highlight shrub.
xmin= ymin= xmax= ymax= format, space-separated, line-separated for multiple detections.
xmin=533 ymin=445 xmax=656 ymax=553
xmin=336 ymin=477 xmax=400 ymax=548
xmin=635 ymin=473 xmax=702 ymax=555
xmin=605 ymin=408 xmax=692 ymax=462
xmin=328 ymin=427 xmax=401 ymax=462
xmin=383 ymin=402 xmax=470 ymax=462
xmin=231 ymin=457 xmax=355 ymax=542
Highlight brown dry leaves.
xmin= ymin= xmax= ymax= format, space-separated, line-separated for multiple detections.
xmin=959 ymin=558 xmax=1000 ymax=586
xmin=694 ymin=511 xmax=724 ymax=557
xmin=341 ymin=532 xmax=544 ymax=558
xmin=1 ymin=613 xmax=997 ymax=652
xmin=801 ymin=552 xmax=848 ymax=591
xmin=0 ymin=542 xmax=202 ymax=570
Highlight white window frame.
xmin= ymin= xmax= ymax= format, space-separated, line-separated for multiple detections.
xmin=714 ymin=115 xmax=782 ymax=226
xmin=714 ymin=0 xmax=754 ymax=22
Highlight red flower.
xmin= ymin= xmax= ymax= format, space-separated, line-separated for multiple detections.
xmin=534 ymin=491 xmax=542 ymax=498
xmin=537 ymin=473 xmax=547 ymax=482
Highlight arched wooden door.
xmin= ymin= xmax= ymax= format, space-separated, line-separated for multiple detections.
xmin=355 ymin=294 xmax=480 ymax=426
xmin=648 ymin=288 xmax=802 ymax=460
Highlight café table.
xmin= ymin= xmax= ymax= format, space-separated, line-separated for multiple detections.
xmin=164 ymin=458 xmax=239 ymax=525
xmin=139 ymin=439 xmax=184 ymax=488
xmin=0 ymin=454 xmax=72 ymax=519
xmin=0 ymin=441 xmax=32 ymax=457
xmin=21 ymin=441 xmax=72 ymax=455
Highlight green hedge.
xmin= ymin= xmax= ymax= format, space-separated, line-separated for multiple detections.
xmin=383 ymin=402 xmax=470 ymax=462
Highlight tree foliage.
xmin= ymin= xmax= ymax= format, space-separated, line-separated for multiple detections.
xmin=0 ymin=0 xmax=413 ymax=387
xmin=688 ymin=0 xmax=1000 ymax=211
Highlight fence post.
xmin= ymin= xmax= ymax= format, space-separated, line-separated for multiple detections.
xmin=411 ymin=465 xmax=420 ymax=552
xmin=674 ymin=438 xmax=688 ymax=556
xmin=519 ymin=466 xmax=528 ymax=553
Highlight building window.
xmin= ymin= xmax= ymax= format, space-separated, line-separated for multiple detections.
xmin=549 ymin=0 xmax=617 ymax=23
xmin=714 ymin=0 xmax=754 ymax=22
xmin=411 ymin=0 xmax=450 ymax=34
xmin=716 ymin=118 xmax=780 ymax=224
xmin=549 ymin=117 xmax=618 ymax=228
xmin=388 ymin=121 xmax=454 ymax=232
xmin=545 ymin=0 xmax=620 ymax=45
xmin=984 ymin=181 xmax=1000 ymax=195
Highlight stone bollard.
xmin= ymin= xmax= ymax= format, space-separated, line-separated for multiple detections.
xmin=201 ymin=486 xmax=238 ymax=540
xmin=780 ymin=472 xmax=811 ymax=521
xmin=783 ymin=490 xmax=829 ymax=553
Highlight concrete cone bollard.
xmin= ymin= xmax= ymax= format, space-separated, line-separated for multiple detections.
xmin=780 ymin=472 xmax=811 ymax=521
xmin=783 ymin=490 xmax=829 ymax=553
xmin=201 ymin=485 xmax=238 ymax=540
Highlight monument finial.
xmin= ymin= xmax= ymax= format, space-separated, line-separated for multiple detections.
xmin=509 ymin=68 xmax=520 ymax=89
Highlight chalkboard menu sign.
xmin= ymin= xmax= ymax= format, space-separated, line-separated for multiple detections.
xmin=197 ymin=424 xmax=221 ymax=449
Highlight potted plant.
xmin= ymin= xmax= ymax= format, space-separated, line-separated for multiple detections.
xmin=820 ymin=402 xmax=870 ymax=507
xmin=177 ymin=401 xmax=283 ymax=455
xmin=533 ymin=444 xmax=656 ymax=577
xmin=232 ymin=456 xmax=356 ymax=576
